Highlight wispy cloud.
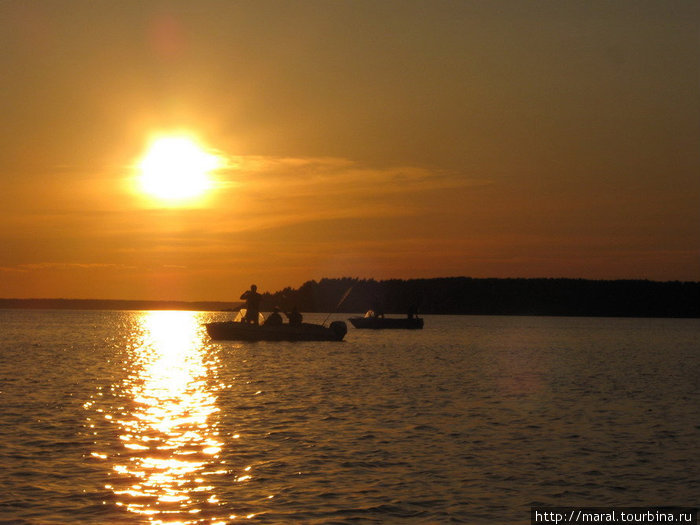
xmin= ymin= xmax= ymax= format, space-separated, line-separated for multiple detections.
xmin=211 ymin=155 xmax=490 ymax=231
xmin=0 ymin=262 xmax=135 ymax=273
xmin=221 ymin=155 xmax=487 ymax=194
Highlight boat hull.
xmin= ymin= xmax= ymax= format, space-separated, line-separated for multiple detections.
xmin=205 ymin=321 xmax=347 ymax=341
xmin=348 ymin=317 xmax=424 ymax=329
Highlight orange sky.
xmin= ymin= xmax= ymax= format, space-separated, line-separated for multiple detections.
xmin=1 ymin=1 xmax=698 ymax=301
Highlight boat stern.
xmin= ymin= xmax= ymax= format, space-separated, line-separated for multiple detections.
xmin=329 ymin=320 xmax=348 ymax=341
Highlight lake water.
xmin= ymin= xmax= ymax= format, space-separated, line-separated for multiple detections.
xmin=0 ymin=310 xmax=698 ymax=524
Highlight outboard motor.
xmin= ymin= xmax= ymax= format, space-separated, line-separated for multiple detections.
xmin=329 ymin=321 xmax=348 ymax=341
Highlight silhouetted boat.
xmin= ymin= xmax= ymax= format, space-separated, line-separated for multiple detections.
xmin=205 ymin=320 xmax=348 ymax=341
xmin=348 ymin=313 xmax=424 ymax=330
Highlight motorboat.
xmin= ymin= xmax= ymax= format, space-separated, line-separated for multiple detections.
xmin=348 ymin=311 xmax=424 ymax=329
xmin=205 ymin=310 xmax=347 ymax=341
xmin=205 ymin=320 xmax=347 ymax=341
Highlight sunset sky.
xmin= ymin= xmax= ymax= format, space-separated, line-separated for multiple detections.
xmin=1 ymin=1 xmax=698 ymax=301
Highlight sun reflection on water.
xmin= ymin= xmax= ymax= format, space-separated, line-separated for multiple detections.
xmin=97 ymin=311 xmax=233 ymax=523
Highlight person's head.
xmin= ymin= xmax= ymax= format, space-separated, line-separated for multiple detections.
xmin=251 ymin=284 xmax=257 ymax=292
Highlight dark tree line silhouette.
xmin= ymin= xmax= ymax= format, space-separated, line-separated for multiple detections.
xmin=259 ymin=277 xmax=700 ymax=318
xmin=2 ymin=277 xmax=697 ymax=318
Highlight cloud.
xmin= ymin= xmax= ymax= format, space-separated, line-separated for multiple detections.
xmin=211 ymin=155 xmax=490 ymax=231
xmin=222 ymin=154 xmax=486 ymax=193
xmin=0 ymin=262 xmax=135 ymax=272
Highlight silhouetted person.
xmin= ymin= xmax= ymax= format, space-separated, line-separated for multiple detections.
xmin=264 ymin=307 xmax=283 ymax=326
xmin=240 ymin=284 xmax=262 ymax=325
xmin=285 ymin=306 xmax=303 ymax=325
xmin=371 ymin=297 xmax=385 ymax=318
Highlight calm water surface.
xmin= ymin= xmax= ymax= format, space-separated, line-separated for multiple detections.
xmin=0 ymin=310 xmax=698 ymax=524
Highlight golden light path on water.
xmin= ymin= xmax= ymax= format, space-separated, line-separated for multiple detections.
xmin=89 ymin=311 xmax=254 ymax=524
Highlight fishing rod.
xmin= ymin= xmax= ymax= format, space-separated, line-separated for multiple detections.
xmin=322 ymin=286 xmax=353 ymax=326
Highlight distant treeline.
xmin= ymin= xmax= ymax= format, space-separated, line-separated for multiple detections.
xmin=0 ymin=298 xmax=241 ymax=312
xmin=2 ymin=277 xmax=698 ymax=318
xmin=259 ymin=277 xmax=700 ymax=318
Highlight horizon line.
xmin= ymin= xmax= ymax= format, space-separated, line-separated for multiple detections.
xmin=1 ymin=275 xmax=699 ymax=304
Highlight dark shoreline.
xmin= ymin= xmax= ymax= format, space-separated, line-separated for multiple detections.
xmin=0 ymin=298 xmax=242 ymax=312
xmin=2 ymin=277 xmax=699 ymax=318
xmin=268 ymin=277 xmax=699 ymax=318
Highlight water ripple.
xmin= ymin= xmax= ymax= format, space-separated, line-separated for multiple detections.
xmin=0 ymin=312 xmax=698 ymax=523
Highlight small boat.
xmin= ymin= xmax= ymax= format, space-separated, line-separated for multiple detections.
xmin=348 ymin=311 xmax=424 ymax=330
xmin=205 ymin=320 xmax=347 ymax=342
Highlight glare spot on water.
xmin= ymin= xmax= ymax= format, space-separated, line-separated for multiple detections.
xmin=87 ymin=311 xmax=234 ymax=523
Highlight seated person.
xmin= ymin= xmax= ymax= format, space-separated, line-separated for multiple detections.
xmin=371 ymin=298 xmax=385 ymax=318
xmin=285 ymin=306 xmax=303 ymax=325
xmin=264 ymin=307 xmax=283 ymax=326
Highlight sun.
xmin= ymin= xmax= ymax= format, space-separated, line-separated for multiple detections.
xmin=138 ymin=135 xmax=220 ymax=203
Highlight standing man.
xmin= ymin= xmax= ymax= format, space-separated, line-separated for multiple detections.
xmin=240 ymin=284 xmax=262 ymax=325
